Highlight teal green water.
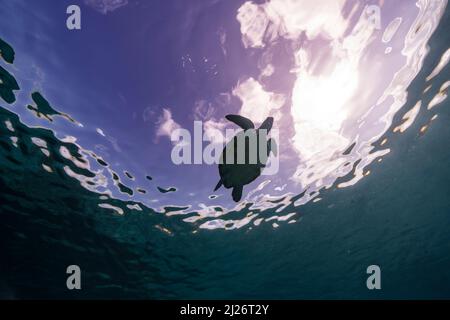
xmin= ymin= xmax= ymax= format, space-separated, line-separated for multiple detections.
xmin=1 ymin=96 xmax=450 ymax=298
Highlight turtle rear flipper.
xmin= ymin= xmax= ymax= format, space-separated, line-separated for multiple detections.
xmin=232 ymin=185 xmax=243 ymax=202
xmin=214 ymin=179 xmax=223 ymax=192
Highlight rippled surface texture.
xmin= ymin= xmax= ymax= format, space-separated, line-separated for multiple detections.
xmin=0 ymin=0 xmax=450 ymax=298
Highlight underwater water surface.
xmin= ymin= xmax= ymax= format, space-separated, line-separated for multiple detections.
xmin=0 ymin=0 xmax=450 ymax=299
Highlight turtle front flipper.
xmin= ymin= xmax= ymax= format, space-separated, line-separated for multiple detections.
xmin=232 ymin=185 xmax=243 ymax=202
xmin=225 ymin=114 xmax=255 ymax=130
xmin=259 ymin=117 xmax=274 ymax=132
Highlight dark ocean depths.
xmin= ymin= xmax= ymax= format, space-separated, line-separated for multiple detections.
xmin=1 ymin=1 xmax=450 ymax=299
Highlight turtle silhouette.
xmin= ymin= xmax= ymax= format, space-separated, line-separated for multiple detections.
xmin=214 ymin=114 xmax=277 ymax=202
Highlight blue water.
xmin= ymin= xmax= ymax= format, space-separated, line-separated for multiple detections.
xmin=0 ymin=0 xmax=449 ymax=299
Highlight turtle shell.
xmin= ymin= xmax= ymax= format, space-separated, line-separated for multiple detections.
xmin=218 ymin=129 xmax=269 ymax=188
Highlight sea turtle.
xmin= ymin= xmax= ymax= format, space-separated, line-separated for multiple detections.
xmin=214 ymin=114 xmax=277 ymax=202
